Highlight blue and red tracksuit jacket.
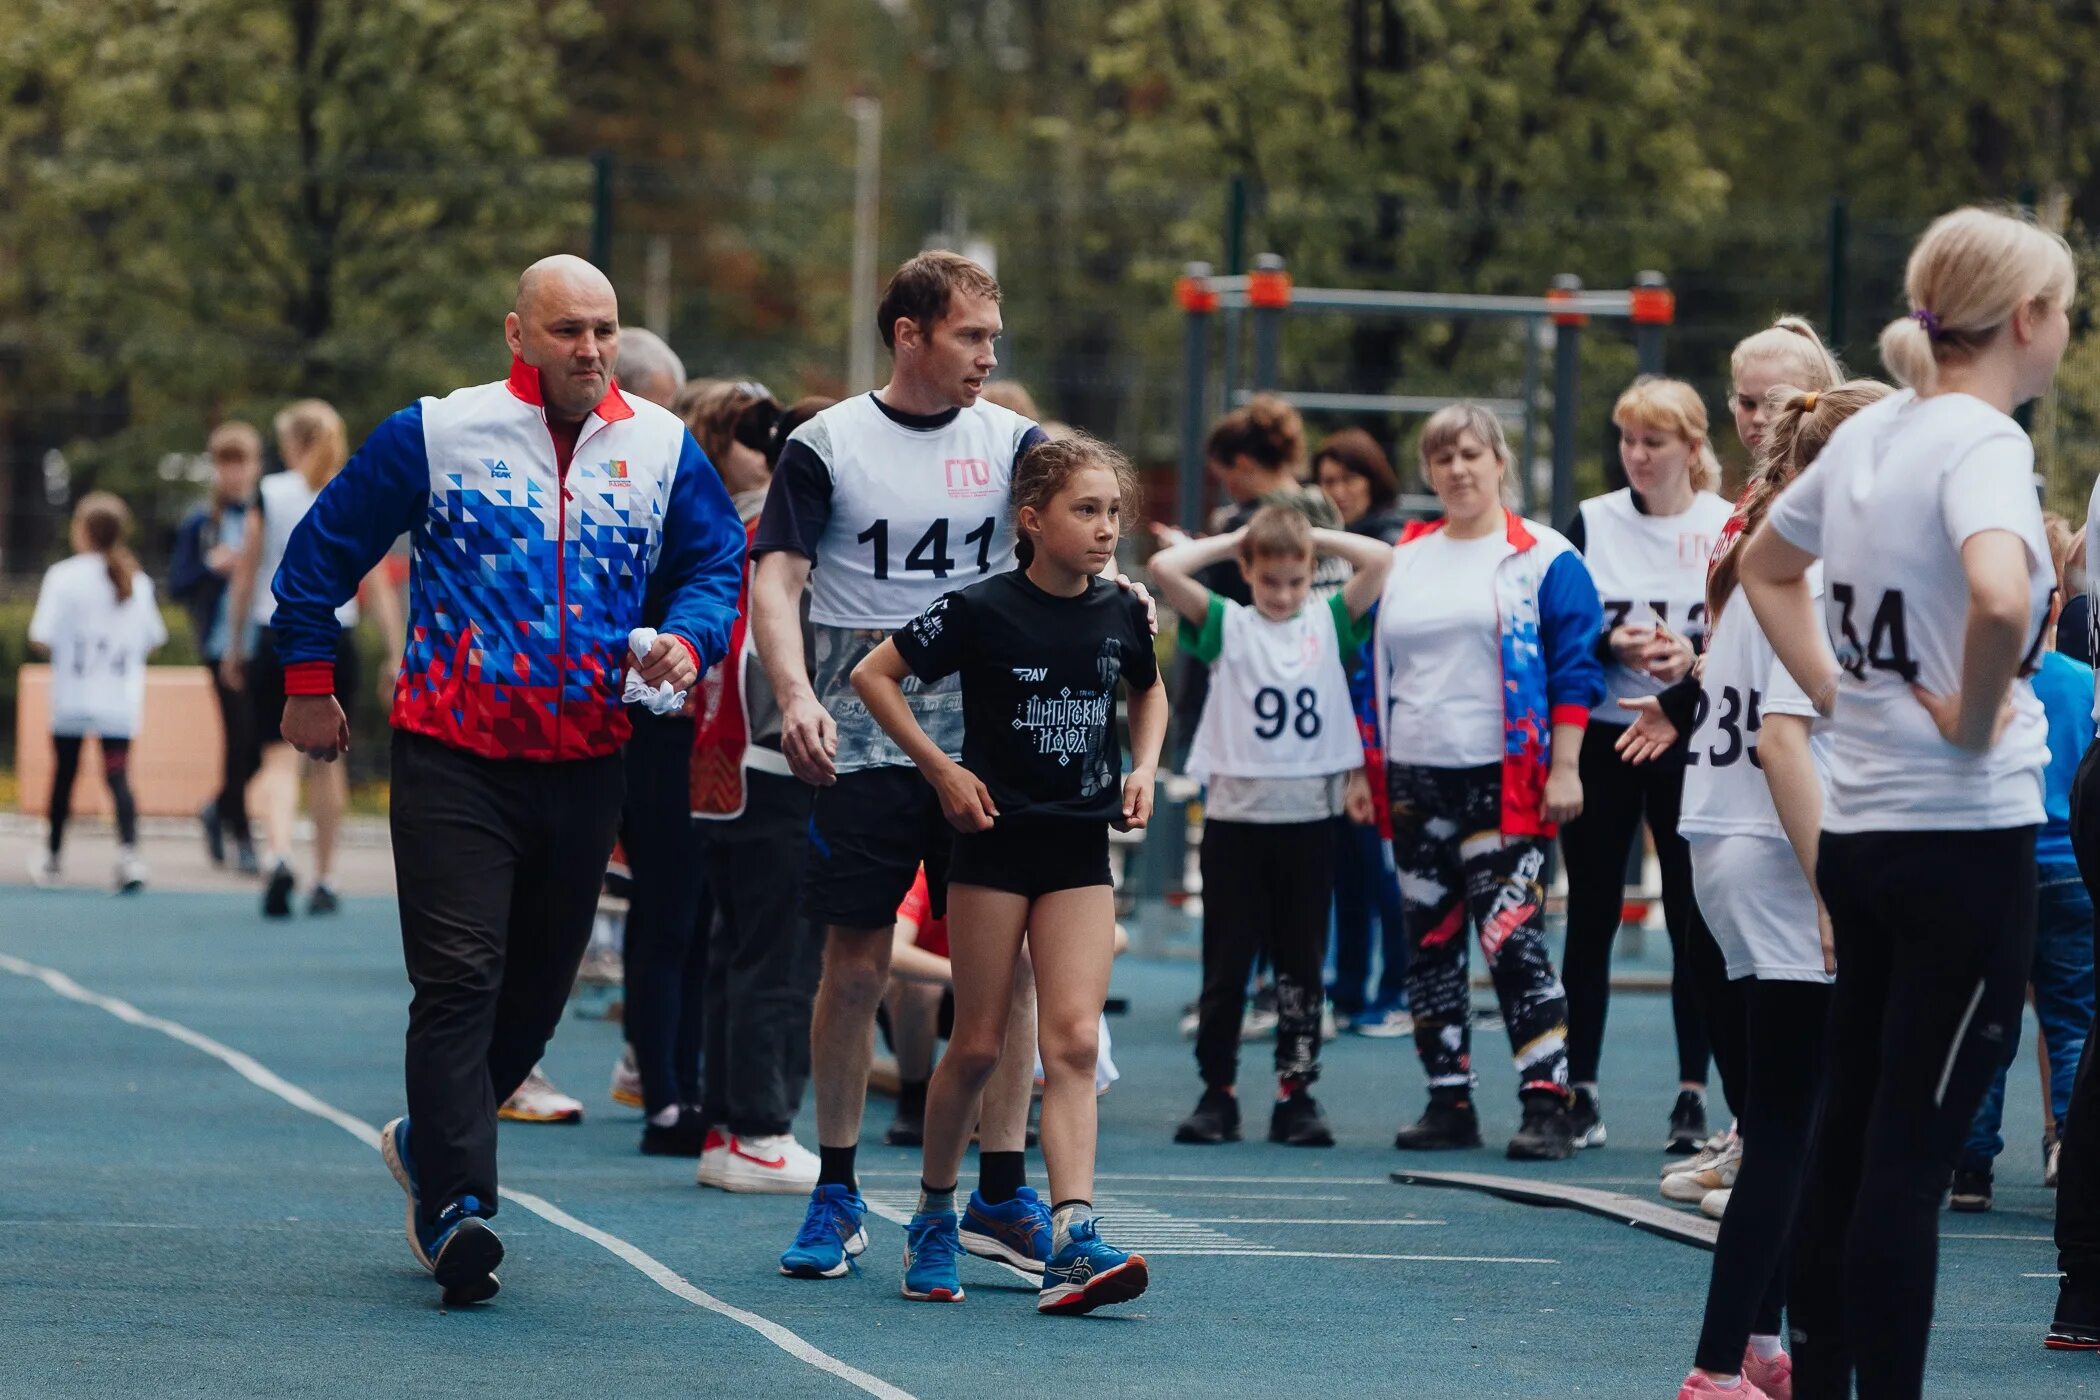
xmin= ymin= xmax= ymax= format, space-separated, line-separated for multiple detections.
xmin=1362 ymin=509 xmax=1605 ymax=838
xmin=271 ymin=358 xmax=745 ymax=762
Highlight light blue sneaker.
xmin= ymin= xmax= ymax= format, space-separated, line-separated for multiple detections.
xmin=379 ymin=1116 xmax=501 ymax=1304
xmin=900 ymin=1209 xmax=965 ymax=1302
xmin=1037 ymin=1217 xmax=1148 ymax=1315
xmin=779 ymin=1184 xmax=869 ymax=1279
xmin=960 ymin=1185 xmax=1053 ymax=1273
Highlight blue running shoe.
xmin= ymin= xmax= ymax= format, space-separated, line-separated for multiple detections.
xmin=900 ymin=1210 xmax=965 ymax=1302
xmin=1037 ymin=1218 xmax=1148 ymax=1315
xmin=378 ymin=1116 xmax=428 ymax=1269
xmin=961 ymin=1185 xmax=1052 ymax=1274
xmin=779 ymin=1184 xmax=869 ymax=1279
xmin=427 ymin=1197 xmax=503 ymax=1306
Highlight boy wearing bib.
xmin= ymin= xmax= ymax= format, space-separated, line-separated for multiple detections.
xmin=1149 ymin=508 xmax=1394 ymax=1147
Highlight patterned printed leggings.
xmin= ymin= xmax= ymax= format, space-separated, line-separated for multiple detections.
xmin=1386 ymin=761 xmax=1569 ymax=1100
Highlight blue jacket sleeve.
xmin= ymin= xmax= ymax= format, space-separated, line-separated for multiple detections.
xmin=1538 ymin=547 xmax=1607 ymax=719
xmin=168 ymin=506 xmax=215 ymax=603
xmin=272 ymin=404 xmax=428 ymax=671
xmin=653 ymin=432 xmax=746 ymax=672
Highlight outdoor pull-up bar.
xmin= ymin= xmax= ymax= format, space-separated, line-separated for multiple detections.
xmin=1175 ymin=255 xmax=1675 ymax=529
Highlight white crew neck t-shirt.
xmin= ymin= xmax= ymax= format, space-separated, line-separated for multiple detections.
xmin=1766 ymin=390 xmax=2052 ymax=832
xmin=1378 ymin=528 xmax=1507 ymax=768
xmin=29 ymin=553 xmax=169 ymax=739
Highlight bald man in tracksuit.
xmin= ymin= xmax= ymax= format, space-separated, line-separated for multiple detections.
xmin=271 ymin=256 xmax=743 ymax=1305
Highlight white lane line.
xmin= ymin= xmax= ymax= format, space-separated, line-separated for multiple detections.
xmin=1163 ymin=1218 xmax=1448 ymax=1226
xmin=2025 ymin=1272 xmax=2068 ymax=1278
xmin=1942 ymin=1233 xmax=2053 ymax=1243
xmin=1138 ymin=1250 xmax=1556 ymax=1263
xmin=861 ymin=1169 xmax=1389 ymax=1189
xmin=0 ymin=951 xmax=913 ymax=1400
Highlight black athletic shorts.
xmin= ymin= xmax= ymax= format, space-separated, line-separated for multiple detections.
xmin=949 ymin=818 xmax=1111 ymax=900
xmin=803 ymin=765 xmax=953 ymax=929
xmin=250 ymin=625 xmax=360 ymax=746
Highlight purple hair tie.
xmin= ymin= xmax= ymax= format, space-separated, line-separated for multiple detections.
xmin=1911 ymin=307 xmax=1942 ymax=339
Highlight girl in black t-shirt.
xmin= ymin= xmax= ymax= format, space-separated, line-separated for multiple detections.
xmin=852 ymin=433 xmax=1168 ymax=1315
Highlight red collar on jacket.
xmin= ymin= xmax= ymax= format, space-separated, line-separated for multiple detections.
xmin=1397 ymin=508 xmax=1535 ymax=552
xmin=504 ymin=355 xmax=635 ymax=423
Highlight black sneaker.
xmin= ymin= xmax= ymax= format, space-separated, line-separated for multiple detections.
xmin=263 ymin=861 xmax=295 ymax=919
xmin=1174 ymin=1086 xmax=1242 ymax=1144
xmin=199 ymin=801 xmax=225 ymax=867
xmin=885 ymin=1103 xmax=925 ymax=1146
xmin=2048 ymin=1280 xmax=2100 ymax=1350
xmin=1269 ymin=1089 xmax=1335 ymax=1147
xmin=234 ymin=842 xmax=261 ymax=877
xmin=1665 ymin=1090 xmax=1709 ymax=1154
xmin=1948 ymin=1165 xmax=1994 ymax=1212
xmin=1507 ymin=1091 xmax=1578 ymax=1161
xmin=640 ymin=1107 xmax=711 ymax=1157
xmin=308 ymin=884 xmax=340 ymax=916
xmin=1568 ymin=1088 xmax=1606 ymax=1149
xmin=1393 ymin=1098 xmax=1483 ymax=1151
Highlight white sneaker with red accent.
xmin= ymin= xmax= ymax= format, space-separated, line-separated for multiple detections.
xmin=609 ymin=1045 xmax=644 ymax=1110
xmin=695 ymin=1127 xmax=731 ymax=1187
xmin=697 ymin=1132 xmax=820 ymax=1193
xmin=1674 ymin=1372 xmax=1769 ymax=1400
xmin=498 ymin=1064 xmax=584 ymax=1124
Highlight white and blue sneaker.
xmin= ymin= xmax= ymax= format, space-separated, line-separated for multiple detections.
xmin=779 ymin=1183 xmax=869 ymax=1279
xmin=900 ymin=1210 xmax=965 ymax=1302
xmin=379 ymin=1116 xmax=502 ymax=1304
xmin=1037 ymin=1217 xmax=1148 ymax=1315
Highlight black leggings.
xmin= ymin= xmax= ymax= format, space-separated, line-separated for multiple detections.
xmin=1561 ymin=721 xmax=1746 ymax=1111
xmin=2059 ymin=741 xmax=2100 ymax=1300
xmin=49 ymin=735 xmax=136 ymax=855
xmin=1195 ymin=818 xmax=1335 ymax=1089
xmin=1694 ymin=978 xmax=1831 ymax=1373
xmin=620 ymin=710 xmax=709 ymax=1116
xmin=1789 ymin=827 xmax=2036 ymax=1400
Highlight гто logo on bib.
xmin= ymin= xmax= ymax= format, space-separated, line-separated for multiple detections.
xmin=945 ymin=458 xmax=996 ymax=499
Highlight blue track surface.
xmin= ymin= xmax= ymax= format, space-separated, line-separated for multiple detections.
xmin=2 ymin=889 xmax=2090 ymax=1398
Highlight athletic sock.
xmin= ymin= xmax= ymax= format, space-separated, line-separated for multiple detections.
xmin=818 ymin=1143 xmax=858 ymax=1190
xmin=648 ymin=1104 xmax=680 ymax=1128
xmin=1747 ymin=1334 xmax=1784 ymax=1361
xmin=898 ymin=1078 xmax=928 ymax=1117
xmin=1703 ymin=1375 xmax=1741 ymax=1391
xmin=978 ymin=1150 xmax=1026 ymax=1205
xmin=917 ymin=1181 xmax=957 ymax=1216
xmin=1050 ymin=1199 xmax=1093 ymax=1253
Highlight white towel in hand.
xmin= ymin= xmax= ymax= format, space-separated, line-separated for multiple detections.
xmin=622 ymin=627 xmax=688 ymax=716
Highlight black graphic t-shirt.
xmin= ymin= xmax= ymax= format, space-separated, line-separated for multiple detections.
xmin=893 ymin=571 xmax=1157 ymax=822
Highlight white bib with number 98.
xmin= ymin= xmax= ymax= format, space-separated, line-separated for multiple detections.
xmin=1188 ymin=598 xmax=1363 ymax=782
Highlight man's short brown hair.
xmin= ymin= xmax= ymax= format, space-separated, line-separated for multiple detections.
xmin=877 ymin=250 xmax=1001 ymax=350
xmin=207 ymin=420 xmax=262 ymax=460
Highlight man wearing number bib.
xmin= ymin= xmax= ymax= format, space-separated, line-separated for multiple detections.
xmin=751 ymin=252 xmax=1056 ymax=1279
xmin=1149 ymin=508 xmax=1395 ymax=1147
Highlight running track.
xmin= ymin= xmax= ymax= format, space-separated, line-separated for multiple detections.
xmin=2 ymin=890 xmax=2086 ymax=1397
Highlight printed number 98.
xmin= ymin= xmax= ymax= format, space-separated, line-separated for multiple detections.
xmin=1254 ymin=686 xmax=1320 ymax=741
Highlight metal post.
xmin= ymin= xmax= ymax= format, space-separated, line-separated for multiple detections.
xmin=1177 ymin=263 xmax=1216 ymax=532
xmin=1632 ymin=270 xmax=1670 ymax=376
xmin=1248 ymin=253 xmax=1288 ymax=392
xmin=1826 ymin=195 xmax=1850 ymax=352
xmin=589 ymin=152 xmax=614 ymax=273
xmin=847 ymin=96 xmax=883 ymax=393
xmin=1518 ymin=318 xmax=1541 ymax=513
xmin=1225 ymin=174 xmax=1248 ymax=276
xmin=1549 ymin=274 xmax=1584 ymax=530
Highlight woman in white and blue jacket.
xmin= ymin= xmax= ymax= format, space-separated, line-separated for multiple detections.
xmin=1374 ymin=402 xmax=1605 ymax=1162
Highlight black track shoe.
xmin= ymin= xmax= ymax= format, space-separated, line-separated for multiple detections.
xmin=640 ymin=1108 xmax=711 ymax=1157
xmin=1947 ymin=1166 xmax=1993 ymax=1213
xmin=1507 ymin=1091 xmax=1578 ymax=1161
xmin=1568 ymin=1088 xmax=1606 ymax=1149
xmin=2048 ymin=1281 xmax=2100 ymax=1350
xmin=432 ymin=1217 xmax=504 ymax=1307
xmin=308 ymin=885 xmax=340 ymax=916
xmin=1269 ymin=1089 xmax=1335 ymax=1147
xmin=1393 ymin=1099 xmax=1482 ymax=1151
xmin=1174 ymin=1086 xmax=1242 ymax=1144
xmin=1665 ymin=1089 xmax=1709 ymax=1154
xmin=884 ymin=1103 xmax=925 ymax=1147
xmin=263 ymin=861 xmax=295 ymax=919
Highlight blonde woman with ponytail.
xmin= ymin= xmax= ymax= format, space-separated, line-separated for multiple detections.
xmin=26 ymin=492 xmax=168 ymax=891
xmin=224 ymin=398 xmax=373 ymax=918
xmin=1558 ymin=376 xmax=1736 ymax=1156
xmin=1741 ymin=206 xmax=2073 ymax=1397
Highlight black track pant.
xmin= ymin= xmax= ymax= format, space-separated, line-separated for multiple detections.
xmin=700 ymin=769 xmax=821 ymax=1137
xmin=2055 ymin=741 xmax=2100 ymax=1300
xmin=392 ymin=731 xmax=624 ymax=1228
xmin=1789 ymin=827 xmax=2036 ymax=1400
xmin=1195 ymin=818 xmax=1335 ymax=1089
xmin=1561 ymin=721 xmax=1745 ymax=1111
xmin=48 ymin=735 xmax=136 ymax=854
xmin=1694 ymin=978 xmax=1832 ymax=1373
xmin=207 ymin=662 xmax=257 ymax=848
xmin=620 ymin=711 xmax=709 ymax=1116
